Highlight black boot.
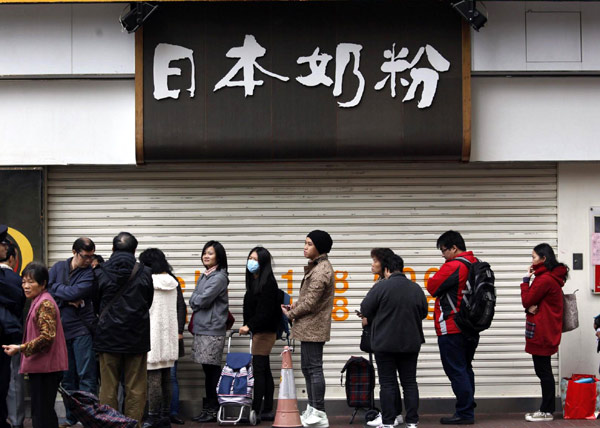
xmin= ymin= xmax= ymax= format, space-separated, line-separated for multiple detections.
xmin=158 ymin=410 xmax=172 ymax=428
xmin=142 ymin=413 xmax=161 ymax=428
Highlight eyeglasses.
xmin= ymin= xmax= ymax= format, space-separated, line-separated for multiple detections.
xmin=440 ymin=247 xmax=451 ymax=254
xmin=77 ymin=252 xmax=94 ymax=260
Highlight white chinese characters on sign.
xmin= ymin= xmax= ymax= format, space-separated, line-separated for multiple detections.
xmin=153 ymin=43 xmax=196 ymax=100
xmin=213 ymin=35 xmax=290 ymax=97
xmin=153 ymin=35 xmax=451 ymax=109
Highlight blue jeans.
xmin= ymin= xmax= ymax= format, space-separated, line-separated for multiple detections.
xmin=62 ymin=334 xmax=97 ymax=423
xmin=170 ymin=362 xmax=180 ymax=415
xmin=438 ymin=333 xmax=479 ymax=419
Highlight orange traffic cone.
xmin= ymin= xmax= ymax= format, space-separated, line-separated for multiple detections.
xmin=272 ymin=346 xmax=303 ymax=428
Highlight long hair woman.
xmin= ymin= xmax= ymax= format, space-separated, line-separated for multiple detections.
xmin=520 ymin=243 xmax=569 ymax=422
xmin=3 ymin=262 xmax=68 ymax=428
xmin=239 ymin=246 xmax=282 ymax=422
xmin=189 ymin=241 xmax=229 ymax=423
xmin=139 ymin=248 xmax=180 ymax=428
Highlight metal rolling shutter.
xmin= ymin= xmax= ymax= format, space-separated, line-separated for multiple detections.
xmin=47 ymin=161 xmax=557 ymax=401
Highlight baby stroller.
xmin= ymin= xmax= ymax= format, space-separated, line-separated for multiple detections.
xmin=58 ymin=386 xmax=138 ymax=428
xmin=217 ymin=331 xmax=258 ymax=425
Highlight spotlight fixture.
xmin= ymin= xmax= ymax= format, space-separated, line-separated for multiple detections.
xmin=119 ymin=2 xmax=158 ymax=34
xmin=452 ymin=0 xmax=487 ymax=31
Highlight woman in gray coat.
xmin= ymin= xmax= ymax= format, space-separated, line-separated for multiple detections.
xmin=189 ymin=240 xmax=229 ymax=423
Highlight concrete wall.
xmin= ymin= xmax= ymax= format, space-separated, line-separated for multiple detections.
xmin=557 ymin=162 xmax=600 ymax=378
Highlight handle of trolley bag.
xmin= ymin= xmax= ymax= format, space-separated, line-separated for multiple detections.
xmin=228 ymin=330 xmax=253 ymax=353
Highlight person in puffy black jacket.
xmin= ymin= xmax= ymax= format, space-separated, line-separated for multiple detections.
xmin=94 ymin=232 xmax=153 ymax=427
xmin=239 ymin=246 xmax=282 ymax=422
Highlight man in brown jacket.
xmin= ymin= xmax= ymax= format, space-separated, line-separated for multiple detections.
xmin=282 ymin=230 xmax=334 ymax=428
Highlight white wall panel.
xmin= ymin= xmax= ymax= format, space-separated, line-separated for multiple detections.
xmin=471 ymin=77 xmax=600 ymax=162
xmin=0 ymin=3 xmax=133 ymax=76
xmin=0 ymin=80 xmax=135 ymax=165
xmin=0 ymin=4 xmax=72 ymax=75
xmin=47 ymin=162 xmax=558 ymax=400
xmin=72 ymin=4 xmax=134 ymax=75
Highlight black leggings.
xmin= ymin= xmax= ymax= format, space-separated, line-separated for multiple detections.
xmin=202 ymin=364 xmax=222 ymax=410
xmin=147 ymin=368 xmax=171 ymax=415
xmin=532 ymin=355 xmax=555 ymax=413
xmin=252 ymin=355 xmax=274 ymax=414
xmin=29 ymin=372 xmax=62 ymax=428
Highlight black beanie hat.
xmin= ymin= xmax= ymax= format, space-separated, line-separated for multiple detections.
xmin=307 ymin=230 xmax=333 ymax=255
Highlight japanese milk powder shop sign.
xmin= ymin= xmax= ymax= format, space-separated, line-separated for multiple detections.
xmin=139 ymin=0 xmax=469 ymax=162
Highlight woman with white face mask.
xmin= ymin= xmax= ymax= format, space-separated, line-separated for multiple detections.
xmin=239 ymin=246 xmax=282 ymax=423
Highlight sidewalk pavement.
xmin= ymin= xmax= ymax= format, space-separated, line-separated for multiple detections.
xmin=22 ymin=412 xmax=597 ymax=427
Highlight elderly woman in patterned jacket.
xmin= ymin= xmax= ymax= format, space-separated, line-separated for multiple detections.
xmin=282 ymin=230 xmax=334 ymax=428
xmin=3 ymin=262 xmax=68 ymax=428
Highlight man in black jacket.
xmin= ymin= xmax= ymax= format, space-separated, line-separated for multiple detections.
xmin=94 ymin=232 xmax=153 ymax=426
xmin=361 ymin=253 xmax=428 ymax=428
xmin=0 ymin=235 xmax=25 ymax=428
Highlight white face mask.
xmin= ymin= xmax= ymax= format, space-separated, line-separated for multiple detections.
xmin=247 ymin=259 xmax=260 ymax=274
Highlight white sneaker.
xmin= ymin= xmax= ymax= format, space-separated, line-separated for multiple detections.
xmin=303 ymin=408 xmax=329 ymax=428
xmin=406 ymin=424 xmax=418 ymax=428
xmin=300 ymin=404 xmax=314 ymax=426
xmin=525 ymin=411 xmax=553 ymax=422
xmin=367 ymin=413 xmax=403 ymax=427
xmin=375 ymin=425 xmax=394 ymax=428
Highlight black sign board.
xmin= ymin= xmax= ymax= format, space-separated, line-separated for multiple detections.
xmin=0 ymin=168 xmax=44 ymax=274
xmin=140 ymin=1 xmax=468 ymax=162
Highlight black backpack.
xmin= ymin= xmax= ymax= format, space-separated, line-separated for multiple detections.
xmin=454 ymin=257 xmax=496 ymax=337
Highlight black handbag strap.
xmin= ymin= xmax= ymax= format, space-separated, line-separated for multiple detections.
xmin=99 ymin=263 xmax=141 ymax=321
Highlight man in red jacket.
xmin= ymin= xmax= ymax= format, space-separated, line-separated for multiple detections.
xmin=426 ymin=231 xmax=478 ymax=425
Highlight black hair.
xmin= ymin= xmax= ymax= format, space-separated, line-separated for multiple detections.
xmin=436 ymin=230 xmax=467 ymax=252
xmin=0 ymin=241 xmax=16 ymax=263
xmin=382 ymin=253 xmax=404 ymax=274
xmin=139 ymin=248 xmax=172 ymax=275
xmin=370 ymin=248 xmax=394 ymax=263
xmin=73 ymin=237 xmax=95 ymax=253
xmin=202 ymin=240 xmax=228 ymax=271
xmin=533 ymin=243 xmax=569 ymax=278
xmin=246 ymin=246 xmax=277 ymax=295
xmin=21 ymin=261 xmax=49 ymax=288
xmin=113 ymin=232 xmax=138 ymax=254
xmin=92 ymin=254 xmax=105 ymax=264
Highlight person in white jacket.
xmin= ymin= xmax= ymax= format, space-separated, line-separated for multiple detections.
xmin=139 ymin=248 xmax=180 ymax=428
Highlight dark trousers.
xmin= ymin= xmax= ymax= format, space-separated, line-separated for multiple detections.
xmin=202 ymin=364 xmax=221 ymax=410
xmin=438 ymin=333 xmax=479 ymax=419
xmin=170 ymin=361 xmax=180 ymax=416
xmin=300 ymin=341 xmax=326 ymax=411
xmin=7 ymin=352 xmax=25 ymax=427
xmin=148 ymin=368 xmax=172 ymax=415
xmin=532 ymin=355 xmax=555 ymax=414
xmin=252 ymin=355 xmax=274 ymax=414
xmin=0 ymin=341 xmax=12 ymax=428
xmin=29 ymin=371 xmax=62 ymax=428
xmin=375 ymin=352 xmax=419 ymax=425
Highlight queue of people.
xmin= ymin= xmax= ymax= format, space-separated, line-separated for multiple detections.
xmin=0 ymin=224 xmax=570 ymax=428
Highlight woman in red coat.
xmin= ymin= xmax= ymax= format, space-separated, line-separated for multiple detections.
xmin=520 ymin=243 xmax=569 ymax=422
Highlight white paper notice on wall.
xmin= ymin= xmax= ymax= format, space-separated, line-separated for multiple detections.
xmin=592 ymin=233 xmax=600 ymax=265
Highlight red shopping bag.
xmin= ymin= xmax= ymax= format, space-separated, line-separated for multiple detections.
xmin=563 ymin=374 xmax=598 ymax=419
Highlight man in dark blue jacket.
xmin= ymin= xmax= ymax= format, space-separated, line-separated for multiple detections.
xmin=0 ymin=236 xmax=25 ymax=428
xmin=48 ymin=237 xmax=97 ymax=428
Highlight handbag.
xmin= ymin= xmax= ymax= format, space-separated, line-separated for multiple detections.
xmin=562 ymin=289 xmax=579 ymax=333
xmin=359 ymin=325 xmax=372 ymax=353
xmin=188 ymin=310 xmax=235 ymax=334
xmin=560 ymin=374 xmax=600 ymax=419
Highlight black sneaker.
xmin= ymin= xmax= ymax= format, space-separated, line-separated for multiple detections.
xmin=192 ymin=409 xmax=217 ymax=423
